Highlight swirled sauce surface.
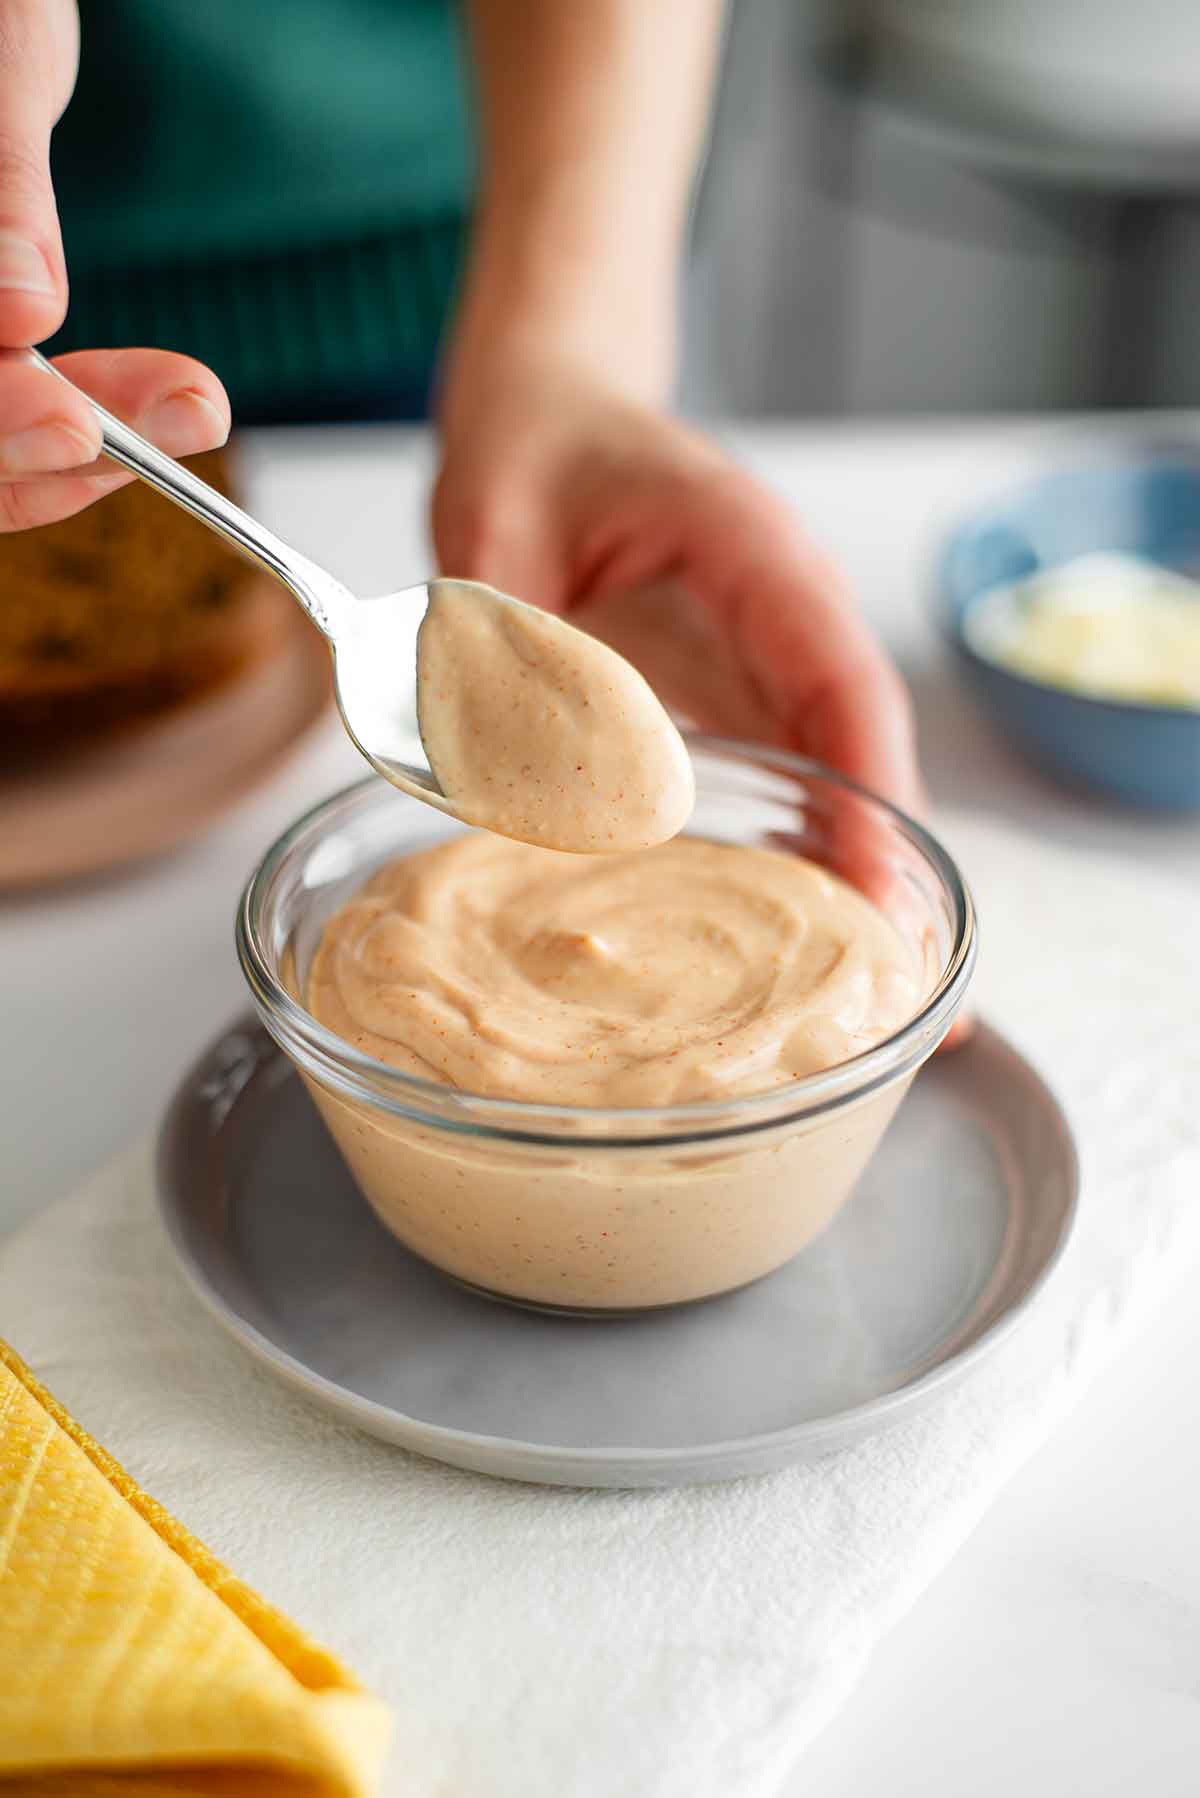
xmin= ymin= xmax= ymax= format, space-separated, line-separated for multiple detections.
xmin=416 ymin=580 xmax=695 ymax=853
xmin=308 ymin=833 xmax=922 ymax=1106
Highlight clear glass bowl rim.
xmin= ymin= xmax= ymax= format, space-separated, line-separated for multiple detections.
xmin=236 ymin=736 xmax=977 ymax=1148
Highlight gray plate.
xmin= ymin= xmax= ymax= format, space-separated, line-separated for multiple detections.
xmin=158 ymin=1018 xmax=1078 ymax=1488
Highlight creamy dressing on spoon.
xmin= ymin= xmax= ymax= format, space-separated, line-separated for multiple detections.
xmin=416 ymin=580 xmax=695 ymax=852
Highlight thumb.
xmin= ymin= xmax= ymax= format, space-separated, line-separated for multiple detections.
xmin=0 ymin=0 xmax=79 ymax=348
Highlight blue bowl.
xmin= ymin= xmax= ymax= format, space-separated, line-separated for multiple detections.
xmin=937 ymin=458 xmax=1200 ymax=810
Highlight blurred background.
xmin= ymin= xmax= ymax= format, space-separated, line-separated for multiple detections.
xmin=44 ymin=0 xmax=1200 ymax=426
xmin=685 ymin=0 xmax=1200 ymax=417
xmin=9 ymin=0 xmax=1200 ymax=892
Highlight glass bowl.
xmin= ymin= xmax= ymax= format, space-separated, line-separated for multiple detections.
xmin=237 ymin=738 xmax=976 ymax=1314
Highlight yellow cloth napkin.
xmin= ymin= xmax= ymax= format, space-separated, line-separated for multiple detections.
xmin=0 ymin=1341 xmax=391 ymax=1795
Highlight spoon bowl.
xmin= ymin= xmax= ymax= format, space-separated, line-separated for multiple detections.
xmin=326 ymin=585 xmax=445 ymax=802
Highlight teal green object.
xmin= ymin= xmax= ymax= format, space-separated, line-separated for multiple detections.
xmin=937 ymin=460 xmax=1200 ymax=812
xmin=49 ymin=0 xmax=474 ymax=418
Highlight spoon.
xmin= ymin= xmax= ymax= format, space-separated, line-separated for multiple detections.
xmin=23 ymin=350 xmax=695 ymax=851
xmin=22 ymin=347 xmax=473 ymax=818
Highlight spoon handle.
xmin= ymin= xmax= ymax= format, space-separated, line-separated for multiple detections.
xmin=24 ymin=348 xmax=347 ymax=637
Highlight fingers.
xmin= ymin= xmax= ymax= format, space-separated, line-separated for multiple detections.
xmin=50 ymin=348 xmax=231 ymax=446
xmin=796 ymin=654 xmax=927 ymax=820
xmin=591 ymin=464 xmax=927 ymax=816
xmin=0 ymin=225 xmax=63 ymax=349
xmin=431 ymin=459 xmax=570 ymax=613
xmin=0 ymin=352 xmax=102 ymax=473
xmin=436 ymin=401 xmax=925 ymax=812
xmin=0 ymin=5 xmax=228 ymax=536
xmin=0 ymin=347 xmax=230 ymax=531
xmin=0 ymin=0 xmax=80 ymax=349
xmin=939 ymin=1014 xmax=976 ymax=1052
xmin=710 ymin=495 xmax=924 ymax=815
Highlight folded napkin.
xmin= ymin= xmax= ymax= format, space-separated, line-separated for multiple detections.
xmin=0 ymin=1342 xmax=390 ymax=1794
xmin=1 ymin=815 xmax=1196 ymax=1798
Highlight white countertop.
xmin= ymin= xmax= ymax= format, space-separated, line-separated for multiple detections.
xmin=4 ymin=418 xmax=1198 ymax=1795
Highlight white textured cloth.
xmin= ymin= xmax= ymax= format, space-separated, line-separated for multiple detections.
xmin=2 ymin=817 xmax=1197 ymax=1798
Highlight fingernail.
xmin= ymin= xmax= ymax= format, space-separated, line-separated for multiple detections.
xmin=141 ymin=389 xmax=229 ymax=453
xmin=2 ymin=420 xmax=100 ymax=475
xmin=0 ymin=230 xmax=56 ymax=296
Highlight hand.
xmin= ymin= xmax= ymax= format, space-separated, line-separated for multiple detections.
xmin=433 ymin=357 xmax=923 ymax=815
xmin=433 ymin=360 xmax=974 ymax=1047
xmin=0 ymin=0 xmax=229 ymax=532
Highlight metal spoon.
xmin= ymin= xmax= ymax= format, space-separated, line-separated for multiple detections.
xmin=24 ymin=346 xmax=459 ymax=817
